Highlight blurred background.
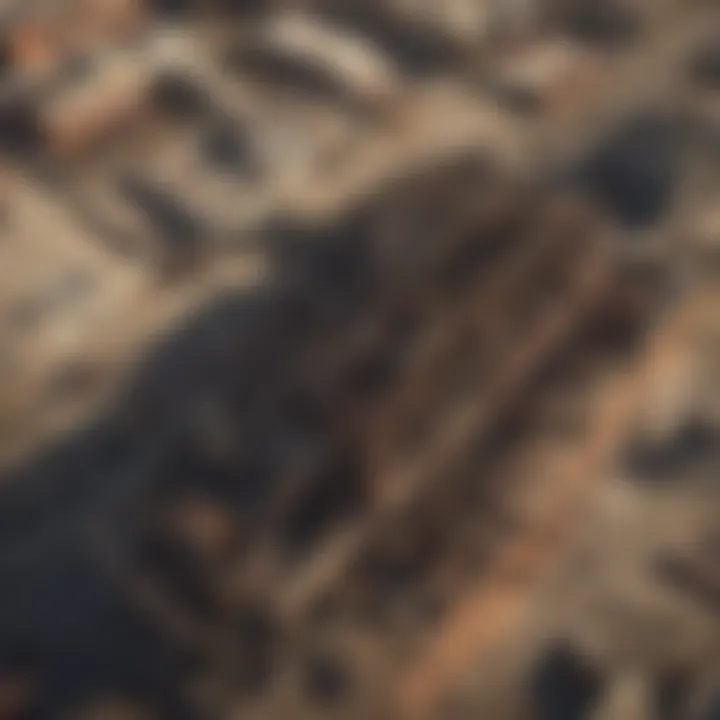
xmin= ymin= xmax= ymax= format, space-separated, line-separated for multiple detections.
xmin=0 ymin=0 xmax=718 ymax=718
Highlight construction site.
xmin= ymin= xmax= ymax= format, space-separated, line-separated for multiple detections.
xmin=0 ymin=0 xmax=718 ymax=717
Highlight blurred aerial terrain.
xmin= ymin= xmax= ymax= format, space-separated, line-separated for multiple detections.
xmin=0 ymin=0 xmax=718 ymax=718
